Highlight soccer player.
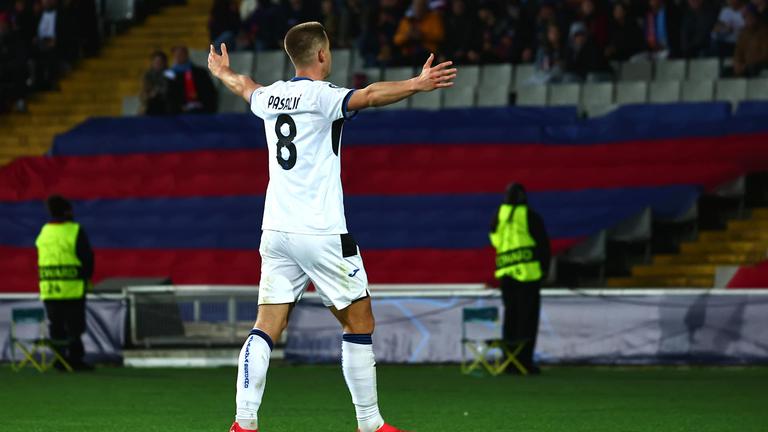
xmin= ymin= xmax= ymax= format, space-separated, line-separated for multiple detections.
xmin=208 ymin=22 xmax=456 ymax=432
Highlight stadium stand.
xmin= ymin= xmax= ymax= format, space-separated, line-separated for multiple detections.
xmin=609 ymin=208 xmax=768 ymax=287
xmin=0 ymin=0 xmax=210 ymax=166
xmin=0 ymin=100 xmax=767 ymax=292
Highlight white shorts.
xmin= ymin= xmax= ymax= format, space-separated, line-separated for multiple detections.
xmin=258 ymin=230 xmax=369 ymax=310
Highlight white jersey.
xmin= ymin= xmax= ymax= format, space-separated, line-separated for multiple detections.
xmin=250 ymin=78 xmax=356 ymax=234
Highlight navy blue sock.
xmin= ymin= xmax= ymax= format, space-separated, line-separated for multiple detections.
xmin=342 ymin=333 xmax=373 ymax=345
xmin=249 ymin=328 xmax=274 ymax=351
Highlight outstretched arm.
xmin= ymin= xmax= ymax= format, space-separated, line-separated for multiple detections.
xmin=208 ymin=43 xmax=262 ymax=102
xmin=347 ymin=54 xmax=457 ymax=111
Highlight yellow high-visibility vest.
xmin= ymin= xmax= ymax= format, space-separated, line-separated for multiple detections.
xmin=35 ymin=222 xmax=87 ymax=300
xmin=489 ymin=204 xmax=543 ymax=281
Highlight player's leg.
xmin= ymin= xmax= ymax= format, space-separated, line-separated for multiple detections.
xmin=232 ymin=230 xmax=309 ymax=432
xmin=329 ymin=297 xmax=386 ymax=432
xmin=297 ymin=233 xmax=400 ymax=432
xmin=234 ymin=303 xmax=292 ymax=431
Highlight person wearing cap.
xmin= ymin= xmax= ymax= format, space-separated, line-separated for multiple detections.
xmin=564 ymin=21 xmax=612 ymax=81
xmin=489 ymin=183 xmax=550 ymax=375
xmin=36 ymin=195 xmax=95 ymax=371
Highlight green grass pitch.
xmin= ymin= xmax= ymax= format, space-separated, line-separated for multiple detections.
xmin=1 ymin=365 xmax=766 ymax=431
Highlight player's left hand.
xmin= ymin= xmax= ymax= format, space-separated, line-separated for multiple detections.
xmin=413 ymin=53 xmax=457 ymax=92
xmin=208 ymin=43 xmax=230 ymax=78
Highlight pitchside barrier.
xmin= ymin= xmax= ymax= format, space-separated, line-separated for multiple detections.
xmin=1 ymin=286 xmax=767 ymax=365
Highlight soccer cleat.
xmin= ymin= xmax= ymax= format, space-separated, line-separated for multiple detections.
xmin=358 ymin=424 xmax=409 ymax=432
xmin=230 ymin=422 xmax=257 ymax=432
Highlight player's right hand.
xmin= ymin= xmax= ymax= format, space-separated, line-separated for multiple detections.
xmin=413 ymin=53 xmax=457 ymax=92
xmin=208 ymin=43 xmax=230 ymax=78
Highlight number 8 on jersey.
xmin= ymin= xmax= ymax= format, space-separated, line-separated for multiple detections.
xmin=275 ymin=114 xmax=297 ymax=170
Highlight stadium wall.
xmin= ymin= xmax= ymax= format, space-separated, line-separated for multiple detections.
xmin=3 ymin=289 xmax=767 ymax=365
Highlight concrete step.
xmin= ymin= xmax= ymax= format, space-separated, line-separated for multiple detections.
xmin=750 ymin=208 xmax=768 ymax=219
xmin=29 ymin=103 xmax=121 ymax=116
xmin=729 ymin=219 xmax=768 ymax=230
xmin=5 ymin=125 xmax=70 ymax=135
xmin=70 ymin=62 xmax=146 ymax=76
xmin=632 ymin=264 xmax=716 ymax=277
xmin=606 ymin=276 xmax=714 ymax=288
xmin=109 ymin=37 xmax=206 ymax=49
xmin=146 ymin=14 xmax=209 ymax=26
xmin=699 ymin=230 xmax=768 ymax=242
xmin=58 ymin=80 xmax=139 ymax=95
xmin=680 ymin=241 xmax=768 ymax=254
xmin=653 ymin=252 xmax=766 ymax=265
xmin=0 ymin=136 xmax=47 ymax=146
xmin=11 ymin=116 xmax=86 ymax=127
xmin=38 ymin=90 xmax=123 ymax=104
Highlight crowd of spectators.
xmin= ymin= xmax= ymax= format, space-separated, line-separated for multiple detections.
xmin=0 ymin=0 xmax=99 ymax=112
xmin=140 ymin=46 xmax=218 ymax=115
xmin=212 ymin=0 xmax=768 ymax=83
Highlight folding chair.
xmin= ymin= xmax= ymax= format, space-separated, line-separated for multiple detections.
xmin=460 ymin=307 xmax=528 ymax=376
xmin=10 ymin=308 xmax=72 ymax=373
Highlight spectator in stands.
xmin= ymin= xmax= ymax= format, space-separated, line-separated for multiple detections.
xmin=579 ymin=0 xmax=609 ymax=49
xmin=532 ymin=22 xmax=565 ymax=83
xmin=641 ymin=0 xmax=680 ymax=59
xmin=166 ymin=45 xmax=217 ymax=114
xmin=280 ymin=0 xmax=321 ymax=32
xmin=66 ymin=0 xmax=100 ymax=58
xmin=240 ymin=0 xmax=257 ymax=21
xmin=239 ymin=0 xmax=284 ymax=51
xmin=564 ymin=21 xmax=612 ymax=81
xmin=33 ymin=0 xmax=64 ymax=90
xmin=733 ymin=4 xmax=768 ymax=76
xmin=476 ymin=2 xmax=529 ymax=64
xmin=605 ymin=2 xmax=646 ymax=61
xmin=321 ymin=0 xmax=341 ymax=48
xmin=359 ymin=0 xmax=404 ymax=66
xmin=140 ymin=50 xmax=170 ymax=116
xmin=680 ymin=0 xmax=718 ymax=58
xmin=10 ymin=0 xmax=36 ymax=45
xmin=393 ymin=0 xmax=444 ymax=65
xmin=489 ymin=183 xmax=550 ymax=375
xmin=563 ymin=21 xmax=612 ymax=81
xmin=441 ymin=0 xmax=481 ymax=64
xmin=337 ymin=0 xmax=367 ymax=49
xmin=0 ymin=12 xmax=28 ymax=112
xmin=752 ymin=0 xmax=768 ymax=22
xmin=711 ymin=0 xmax=747 ymax=57
xmin=36 ymin=195 xmax=94 ymax=371
xmin=209 ymin=0 xmax=240 ymax=51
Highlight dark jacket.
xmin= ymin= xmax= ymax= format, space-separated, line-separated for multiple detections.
xmin=606 ymin=19 xmax=646 ymax=61
xmin=75 ymin=226 xmax=94 ymax=280
xmin=167 ymin=64 xmax=218 ymax=114
xmin=565 ymin=38 xmax=611 ymax=80
xmin=680 ymin=4 xmax=719 ymax=57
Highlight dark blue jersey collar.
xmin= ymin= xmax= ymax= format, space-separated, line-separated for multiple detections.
xmin=290 ymin=77 xmax=313 ymax=82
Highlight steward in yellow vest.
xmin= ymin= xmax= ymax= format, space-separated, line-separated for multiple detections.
xmin=35 ymin=195 xmax=94 ymax=371
xmin=489 ymin=183 xmax=550 ymax=374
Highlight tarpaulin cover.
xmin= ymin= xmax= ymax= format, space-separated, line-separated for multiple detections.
xmin=0 ymin=187 xmax=699 ymax=249
xmin=2 ymin=104 xmax=767 ymax=291
xmin=727 ymin=261 xmax=768 ymax=288
xmin=50 ymin=104 xmax=762 ymax=156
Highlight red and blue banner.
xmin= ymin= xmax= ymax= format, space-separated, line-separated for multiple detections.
xmin=2 ymin=103 xmax=768 ymax=292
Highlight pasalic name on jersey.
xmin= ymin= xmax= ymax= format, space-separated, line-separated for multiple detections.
xmin=267 ymin=95 xmax=301 ymax=111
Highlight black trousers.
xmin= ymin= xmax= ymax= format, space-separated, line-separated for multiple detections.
xmin=43 ymin=298 xmax=86 ymax=365
xmin=500 ymin=277 xmax=541 ymax=368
